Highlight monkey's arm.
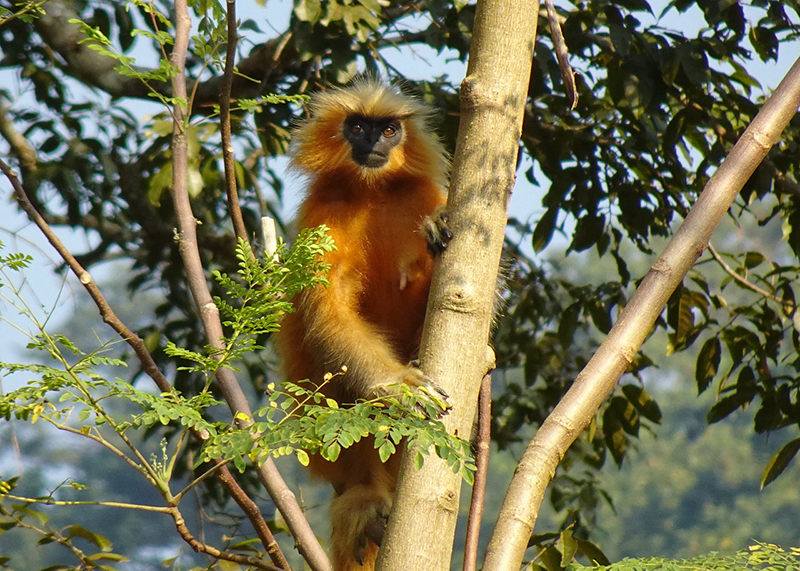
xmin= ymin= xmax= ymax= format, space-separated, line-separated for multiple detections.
xmin=300 ymin=284 xmax=441 ymax=400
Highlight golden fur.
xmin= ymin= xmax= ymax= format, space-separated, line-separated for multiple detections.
xmin=275 ymin=79 xmax=448 ymax=571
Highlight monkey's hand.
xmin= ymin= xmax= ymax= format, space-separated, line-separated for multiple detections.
xmin=371 ymin=362 xmax=451 ymax=418
xmin=421 ymin=205 xmax=452 ymax=255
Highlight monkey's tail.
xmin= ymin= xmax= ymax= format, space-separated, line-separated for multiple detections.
xmin=330 ymin=483 xmax=392 ymax=571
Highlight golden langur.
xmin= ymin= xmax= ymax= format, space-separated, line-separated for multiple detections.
xmin=275 ymin=79 xmax=451 ymax=571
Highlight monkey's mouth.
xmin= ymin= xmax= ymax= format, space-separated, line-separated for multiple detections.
xmin=353 ymin=151 xmax=389 ymax=169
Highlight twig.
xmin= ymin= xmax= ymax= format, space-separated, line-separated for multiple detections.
xmin=707 ymin=243 xmax=794 ymax=308
xmin=3 ymin=494 xmax=173 ymax=513
xmin=220 ymin=0 xmax=250 ymax=246
xmin=463 ymin=373 xmax=492 ymax=571
xmin=544 ymin=0 xmax=577 ymax=109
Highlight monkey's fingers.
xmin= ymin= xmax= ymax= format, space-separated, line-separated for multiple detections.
xmin=416 ymin=384 xmax=452 ymax=418
xmin=421 ymin=206 xmax=452 ymax=255
xmin=404 ymin=360 xmax=451 ymax=417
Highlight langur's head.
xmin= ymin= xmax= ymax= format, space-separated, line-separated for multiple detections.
xmin=291 ymin=78 xmax=448 ymax=185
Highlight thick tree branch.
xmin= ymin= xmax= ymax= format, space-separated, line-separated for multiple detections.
xmin=482 ymin=55 xmax=800 ymax=571
xmin=376 ymin=0 xmax=539 ymax=569
xmin=31 ymin=0 xmax=296 ymax=108
xmin=0 ymin=102 xmax=37 ymax=172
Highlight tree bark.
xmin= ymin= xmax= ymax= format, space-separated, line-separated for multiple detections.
xmin=482 ymin=54 xmax=800 ymax=571
xmin=375 ymin=1 xmax=540 ymax=570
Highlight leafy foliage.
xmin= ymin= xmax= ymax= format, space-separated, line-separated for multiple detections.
xmin=565 ymin=543 xmax=800 ymax=571
xmin=3 ymin=0 xmax=800 ymax=559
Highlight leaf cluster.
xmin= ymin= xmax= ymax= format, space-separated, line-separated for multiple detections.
xmin=202 ymin=380 xmax=474 ymax=482
xmin=165 ymin=230 xmax=334 ymax=377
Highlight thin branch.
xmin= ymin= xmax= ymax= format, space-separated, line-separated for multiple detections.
xmin=169 ymin=506 xmax=284 ymax=571
xmin=167 ymin=4 xmax=329 ymax=569
xmin=0 ymin=509 xmax=97 ymax=567
xmin=544 ymin=0 xmax=577 ymax=109
xmin=0 ymin=158 xmax=285 ymax=564
xmin=3 ymin=494 xmax=173 ymax=514
xmin=463 ymin=373 xmax=492 ymax=571
xmin=706 ymin=243 xmax=794 ymax=308
xmin=216 ymin=465 xmax=294 ymax=571
xmin=0 ymin=158 xmax=172 ymax=391
xmin=220 ymin=0 xmax=250 ymax=246
xmin=48 ymin=418 xmax=156 ymax=485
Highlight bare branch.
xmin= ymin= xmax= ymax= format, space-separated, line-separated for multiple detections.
xmin=167 ymin=3 xmax=329 ymax=569
xmin=220 ymin=0 xmax=250 ymax=246
xmin=482 ymin=54 xmax=800 ymax=571
xmin=463 ymin=373 xmax=492 ymax=571
xmin=169 ymin=506 xmax=284 ymax=571
xmin=707 ymin=243 xmax=794 ymax=308
xmin=544 ymin=0 xmax=577 ymax=109
xmin=217 ymin=467 xmax=294 ymax=570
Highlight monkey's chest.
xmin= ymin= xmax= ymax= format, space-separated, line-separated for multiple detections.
xmin=357 ymin=237 xmax=434 ymax=358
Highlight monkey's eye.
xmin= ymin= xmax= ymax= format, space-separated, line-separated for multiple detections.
xmin=350 ymin=123 xmax=364 ymax=135
xmin=382 ymin=125 xmax=397 ymax=138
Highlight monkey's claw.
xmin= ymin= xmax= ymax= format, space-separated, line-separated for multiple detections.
xmin=422 ymin=206 xmax=452 ymax=255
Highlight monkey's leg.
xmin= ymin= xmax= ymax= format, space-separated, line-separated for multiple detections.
xmin=330 ymin=483 xmax=393 ymax=571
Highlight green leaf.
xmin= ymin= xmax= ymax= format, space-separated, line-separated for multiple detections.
xmin=577 ymin=539 xmax=611 ymax=565
xmin=560 ymin=528 xmax=578 ymax=566
xmin=66 ymin=525 xmax=112 ymax=551
xmin=532 ymin=207 xmax=558 ymax=252
xmin=621 ymin=384 xmax=662 ymax=424
xmin=707 ymin=390 xmax=755 ymax=424
xmin=761 ymin=438 xmax=800 ymax=489
xmin=695 ymin=337 xmax=721 ymax=394
xmin=294 ymin=0 xmax=322 ymax=22
xmin=570 ymin=214 xmax=605 ymax=252
xmin=378 ymin=440 xmax=395 ymax=463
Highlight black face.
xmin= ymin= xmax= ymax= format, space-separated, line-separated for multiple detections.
xmin=343 ymin=115 xmax=404 ymax=168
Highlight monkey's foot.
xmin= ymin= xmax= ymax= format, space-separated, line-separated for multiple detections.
xmin=331 ymin=485 xmax=391 ymax=570
xmin=372 ymin=362 xmax=451 ymax=418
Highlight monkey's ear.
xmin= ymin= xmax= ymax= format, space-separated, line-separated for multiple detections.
xmin=421 ymin=205 xmax=452 ymax=255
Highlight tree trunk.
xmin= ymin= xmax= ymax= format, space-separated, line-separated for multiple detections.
xmin=375 ymin=0 xmax=540 ymax=569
